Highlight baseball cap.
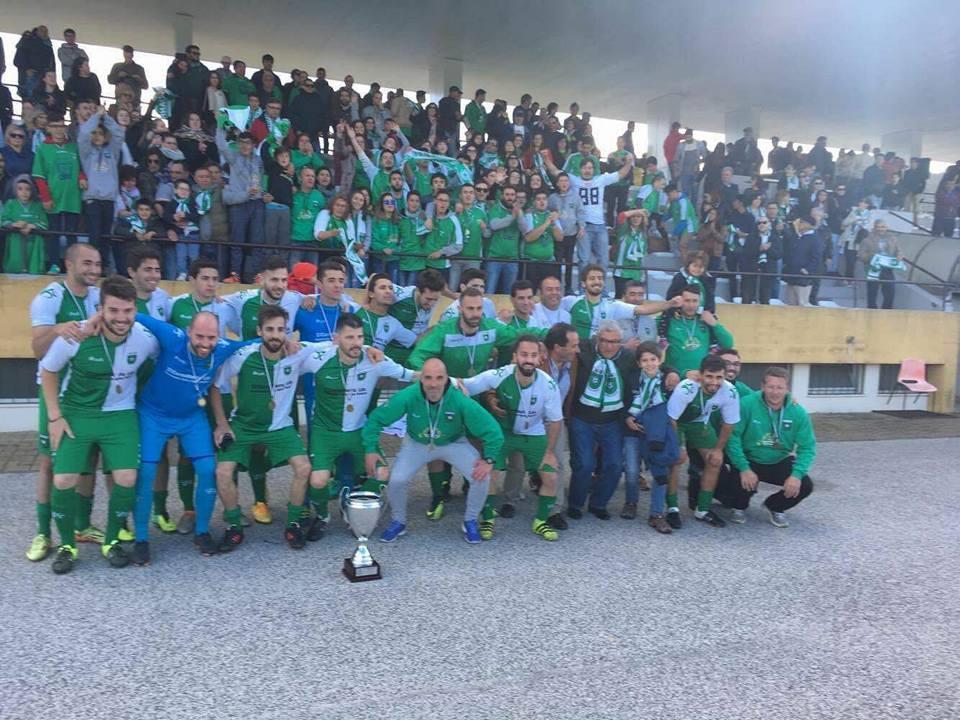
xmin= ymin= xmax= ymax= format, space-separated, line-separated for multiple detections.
xmin=288 ymin=262 xmax=317 ymax=293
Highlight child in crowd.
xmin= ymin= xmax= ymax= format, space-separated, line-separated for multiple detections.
xmin=1 ymin=176 xmax=48 ymax=274
xmin=666 ymin=251 xmax=717 ymax=313
xmin=162 ymin=179 xmax=201 ymax=279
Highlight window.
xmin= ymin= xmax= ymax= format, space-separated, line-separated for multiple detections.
xmin=808 ymin=364 xmax=864 ymax=396
xmin=878 ymin=364 xmax=909 ymax=394
xmin=0 ymin=360 xmax=41 ymax=402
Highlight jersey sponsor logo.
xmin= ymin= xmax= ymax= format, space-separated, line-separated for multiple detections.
xmin=41 ymin=288 xmax=57 ymax=298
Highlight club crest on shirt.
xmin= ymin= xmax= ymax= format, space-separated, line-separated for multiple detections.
xmin=127 ymin=353 xmax=137 ymax=364
xmin=444 ymin=411 xmax=454 ymax=421
xmin=283 ymin=366 xmax=292 ymax=375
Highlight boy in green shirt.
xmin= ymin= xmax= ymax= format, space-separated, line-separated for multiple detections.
xmin=522 ymin=190 xmax=562 ymax=290
xmin=397 ymin=191 xmax=430 ymax=285
xmin=31 ymin=118 xmax=83 ymax=273
xmin=290 ymin=166 xmax=326 ymax=263
xmin=2 ymin=176 xmax=48 ymax=274
xmin=423 ymin=190 xmax=463 ymax=273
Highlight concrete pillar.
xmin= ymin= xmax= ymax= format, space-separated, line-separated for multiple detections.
xmin=724 ymin=106 xmax=761 ymax=144
xmin=646 ymin=92 xmax=684 ymax=166
xmin=880 ymin=130 xmax=923 ymax=158
xmin=173 ymin=13 xmax=193 ymax=54
xmin=427 ymin=57 xmax=463 ymax=104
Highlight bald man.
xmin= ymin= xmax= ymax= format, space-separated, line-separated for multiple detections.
xmin=361 ymin=358 xmax=504 ymax=544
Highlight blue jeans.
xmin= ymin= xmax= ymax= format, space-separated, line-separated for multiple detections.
xmin=397 ymin=269 xmax=422 ymax=286
xmin=227 ymin=200 xmax=265 ymax=282
xmin=568 ymin=416 xmax=623 ymax=512
xmin=484 ymin=260 xmax=519 ymax=295
xmin=370 ymin=255 xmax=399 ymax=283
xmin=577 ymin=223 xmax=610 ymax=290
xmin=623 ymin=436 xmax=668 ymax=514
xmin=83 ymin=200 xmax=117 ymax=272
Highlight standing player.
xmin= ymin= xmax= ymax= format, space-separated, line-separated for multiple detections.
xmin=387 ymin=268 xmax=445 ymax=364
xmin=562 ymin=264 xmax=675 ymax=340
xmin=659 ymin=285 xmax=735 ymax=379
xmin=212 ymin=305 xmax=316 ymax=551
xmin=362 ymin=358 xmax=503 ymax=544
xmin=27 ymin=243 xmax=102 ymax=562
xmin=300 ymin=314 xmax=416 ymax=538
xmin=666 ymin=355 xmax=741 ymax=529
xmin=355 ymin=273 xmax=418 ymax=351
xmin=131 ymin=310 xmax=256 ymax=564
xmin=462 ymin=336 xmax=564 ymax=541
xmin=439 ymin=268 xmax=497 ymax=322
xmin=40 ymin=276 xmax=158 ymax=574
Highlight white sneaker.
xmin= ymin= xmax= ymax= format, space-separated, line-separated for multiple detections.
xmin=730 ymin=509 xmax=746 ymax=524
xmin=176 ymin=272 xmax=187 ymax=281
xmin=767 ymin=508 xmax=789 ymax=528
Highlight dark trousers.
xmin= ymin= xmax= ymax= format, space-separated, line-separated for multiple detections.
xmin=757 ymin=268 xmax=775 ymax=305
xmin=83 ymin=200 xmax=118 ymax=272
xmin=740 ymin=271 xmax=758 ymax=304
xmin=606 ymin=185 xmax=629 ymax=227
xmin=555 ymin=234 xmax=577 ymax=294
xmin=227 ymin=200 xmax=266 ymax=282
xmin=843 ymin=248 xmax=858 ymax=279
xmin=725 ymin=253 xmax=743 ymax=298
xmin=46 ymin=212 xmax=80 ymax=269
xmin=867 ymin=268 xmax=895 ymax=309
xmin=722 ymin=456 xmax=814 ymax=512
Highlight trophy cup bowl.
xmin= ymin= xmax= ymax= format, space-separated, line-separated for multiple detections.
xmin=340 ymin=490 xmax=385 ymax=582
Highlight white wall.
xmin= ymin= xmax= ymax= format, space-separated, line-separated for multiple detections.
xmin=791 ymin=364 xmax=928 ymax=414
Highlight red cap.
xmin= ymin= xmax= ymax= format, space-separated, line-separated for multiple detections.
xmin=288 ymin=262 xmax=317 ymax=294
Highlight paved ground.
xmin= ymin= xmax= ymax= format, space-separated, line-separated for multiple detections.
xmin=0 ymin=437 xmax=957 ymax=719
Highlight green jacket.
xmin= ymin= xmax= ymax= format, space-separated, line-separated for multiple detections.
xmin=290 ymin=189 xmax=325 ymax=242
xmin=362 ymin=381 xmax=504 ymax=457
xmin=726 ymin=392 xmax=816 ymax=477
xmin=464 ymin=100 xmax=487 ymax=134
xmin=223 ymin=75 xmax=256 ymax=105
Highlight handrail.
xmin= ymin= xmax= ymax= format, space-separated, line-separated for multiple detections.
xmin=888 ymin=210 xmax=932 ymax=235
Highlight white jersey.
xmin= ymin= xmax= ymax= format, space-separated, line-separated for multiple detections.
xmin=568 ymin=172 xmax=621 ymax=226
xmin=30 ymin=281 xmax=100 ymax=327
xmin=531 ymin=302 xmax=572 ymax=328
xmin=139 ymin=287 xmax=172 ymax=320
xmin=462 ymin=365 xmax=563 ymax=437
xmin=356 ymin=308 xmax=418 ymax=350
xmin=440 ymin=296 xmax=497 ymax=322
xmin=667 ymin=379 xmax=741 ymax=426
xmin=560 ymin=294 xmax=636 ymax=338
xmin=39 ymin=323 xmax=159 ymax=412
xmin=620 ymin=313 xmax=658 ymax=343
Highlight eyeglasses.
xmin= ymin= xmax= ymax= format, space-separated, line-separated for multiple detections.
xmin=9 ymin=133 xmax=25 ymax=139
xmin=476 ymin=187 xmax=489 ymax=193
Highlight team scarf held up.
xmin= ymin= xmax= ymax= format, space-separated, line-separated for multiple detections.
xmin=580 ymin=357 xmax=623 ymax=412
xmin=153 ymin=88 xmax=175 ymax=120
xmin=406 ymin=149 xmax=474 ymax=186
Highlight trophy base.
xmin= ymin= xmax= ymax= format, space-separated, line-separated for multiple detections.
xmin=342 ymin=558 xmax=382 ymax=582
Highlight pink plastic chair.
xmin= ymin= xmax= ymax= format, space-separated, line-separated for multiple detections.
xmin=897 ymin=359 xmax=937 ymax=393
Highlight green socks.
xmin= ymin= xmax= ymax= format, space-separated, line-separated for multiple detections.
xmin=51 ymin=486 xmax=77 ymax=547
xmin=536 ymin=495 xmax=556 ymax=521
xmin=482 ymin=494 xmax=499 ymax=521
xmin=696 ymin=489 xmax=714 ymax=513
xmin=152 ymin=490 xmax=168 ymax=516
xmin=309 ymin=485 xmax=330 ymax=520
xmin=428 ymin=471 xmax=446 ymax=504
xmin=249 ymin=450 xmax=268 ymax=503
xmin=76 ymin=488 xmax=94 ymax=529
xmin=105 ymin=484 xmax=136 ymax=545
xmin=36 ymin=501 xmax=52 ymax=537
xmin=286 ymin=503 xmax=305 ymax=527
xmin=224 ymin=506 xmax=243 ymax=528
xmin=666 ymin=492 xmax=679 ymax=510
xmin=360 ymin=476 xmax=384 ymax=495
xmin=177 ymin=461 xmax=196 ymax=511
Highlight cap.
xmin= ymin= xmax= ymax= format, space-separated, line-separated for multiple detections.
xmin=288 ymin=262 xmax=317 ymax=293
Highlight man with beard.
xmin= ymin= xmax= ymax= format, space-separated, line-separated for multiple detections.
xmin=462 ymin=336 xmax=564 ymax=542
xmin=39 ymin=276 xmax=158 ymax=574
xmin=355 ymin=273 xmax=418 ymax=351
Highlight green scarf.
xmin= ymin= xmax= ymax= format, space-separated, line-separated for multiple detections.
xmin=580 ymin=357 xmax=623 ymax=412
xmin=405 ymin=149 xmax=473 ymax=186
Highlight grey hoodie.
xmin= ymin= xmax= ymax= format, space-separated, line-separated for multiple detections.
xmin=547 ymin=188 xmax=585 ymax=236
xmin=78 ymin=112 xmax=123 ymax=202
xmin=216 ymin=128 xmax=264 ymax=205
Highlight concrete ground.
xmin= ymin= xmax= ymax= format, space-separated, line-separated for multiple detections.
xmin=1 ymin=437 xmax=958 ymax=720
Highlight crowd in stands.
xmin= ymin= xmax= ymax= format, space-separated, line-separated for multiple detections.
xmin=1 ymin=26 xmax=959 ymax=310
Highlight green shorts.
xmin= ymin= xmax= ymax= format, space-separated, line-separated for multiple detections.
xmin=310 ymin=427 xmax=365 ymax=474
xmin=217 ymin=424 xmax=306 ymax=469
xmin=677 ymin=421 xmax=718 ymax=450
xmin=53 ymin=409 xmax=139 ymax=475
xmin=495 ymin=433 xmax=554 ymax=472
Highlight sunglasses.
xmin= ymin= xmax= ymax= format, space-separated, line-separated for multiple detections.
xmin=9 ymin=133 xmax=25 ymax=139
xmin=476 ymin=187 xmax=489 ymax=193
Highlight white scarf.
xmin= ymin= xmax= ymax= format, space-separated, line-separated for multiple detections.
xmin=580 ymin=357 xmax=623 ymax=412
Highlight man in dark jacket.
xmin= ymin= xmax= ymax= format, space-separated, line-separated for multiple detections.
xmin=437 ymin=85 xmax=462 ymax=156
xmin=862 ymin=155 xmax=886 ymax=208
xmin=742 ymin=217 xmax=783 ymax=304
xmin=287 ymin=79 xmax=326 ymax=148
xmin=783 ymin=215 xmax=820 ymax=306
xmin=14 ymin=27 xmax=55 ymax=99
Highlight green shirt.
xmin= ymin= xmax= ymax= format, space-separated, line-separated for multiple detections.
xmin=522 ymin=210 xmax=557 ymax=261
xmin=424 ymin=214 xmax=462 ymax=269
xmin=464 ymin=100 xmax=487 ymax=134
xmin=613 ymin=224 xmax=647 ymax=280
xmin=726 ymin=392 xmax=816 ymax=477
xmin=409 ymin=316 xmax=546 ymax=378
xmin=291 ymin=150 xmax=326 ymax=175
xmin=362 ymin=381 xmax=504 ymax=457
xmin=457 ymin=205 xmax=487 ymax=259
xmin=355 ymin=307 xmax=417 ymax=350
xmin=663 ymin=315 xmax=734 ymax=377
xmin=398 ymin=213 xmax=429 ymax=272
xmin=487 ymin=202 xmax=521 ymax=260
xmin=32 ymin=142 xmax=82 ymax=213
xmin=291 ymin=189 xmax=326 ymax=243
xmin=462 ymin=365 xmax=564 ymax=437
xmin=370 ymin=216 xmax=401 ymax=254
xmin=222 ymin=289 xmax=303 ymax=340
xmin=223 ymin=75 xmax=256 ymax=105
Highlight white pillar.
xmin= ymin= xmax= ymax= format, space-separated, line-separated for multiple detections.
xmin=646 ymin=93 xmax=684 ymax=163
xmin=173 ymin=13 xmax=193 ymax=54
xmin=724 ymin=106 xmax=761 ymax=143
xmin=427 ymin=57 xmax=463 ymax=104
xmin=880 ymin=130 xmax=923 ymax=158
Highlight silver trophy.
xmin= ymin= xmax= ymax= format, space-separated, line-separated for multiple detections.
xmin=340 ymin=490 xmax=385 ymax=582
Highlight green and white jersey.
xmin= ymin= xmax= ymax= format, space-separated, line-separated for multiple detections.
xmin=667 ymin=379 xmax=740 ymax=426
xmin=613 ymin=226 xmax=647 ymax=281
xmin=355 ymin=307 xmax=418 ymax=350
xmin=216 ymin=342 xmax=330 ymax=432
xmin=136 ymin=288 xmax=172 ymax=320
xmin=530 ymin=302 xmax=572 ymax=328
xmin=302 ymin=345 xmax=414 ymax=432
xmin=389 ymin=285 xmax=433 ymax=336
xmin=30 ymin=281 xmax=100 ymax=328
xmin=39 ymin=324 xmax=159 ymax=415
xmin=439 ymin=296 xmax=497 ymax=322
xmin=463 ymin=365 xmax=563 ymax=437
xmin=221 ymin=289 xmax=307 ymax=340
xmin=560 ymin=295 xmax=636 ymax=340
xmin=169 ymin=293 xmax=235 ymax=336
xmin=410 ymin=316 xmax=542 ymax=378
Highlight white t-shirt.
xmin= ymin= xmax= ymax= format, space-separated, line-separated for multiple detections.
xmin=568 ymin=172 xmax=621 ymax=226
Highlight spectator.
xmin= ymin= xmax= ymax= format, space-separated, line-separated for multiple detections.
xmin=931 ymin=178 xmax=959 ymax=237
xmin=695 ymin=208 xmax=725 ymax=273
xmin=730 ymin=127 xmax=762 ymax=175
xmin=161 ymin=178 xmax=201 ymax=279
xmin=30 ymin=69 xmax=66 ymax=120
xmin=663 ymin=121 xmax=682 ymax=179
xmin=858 ymin=219 xmax=902 ymax=310
xmin=14 ymin=27 xmax=55 ymax=100
xmin=215 ymin=127 xmax=264 ymax=282
xmin=675 ymin=129 xmax=706 ymax=202
xmin=287 ymin=78 xmax=326 ymax=151
xmin=262 ymin=145 xmax=296 ymax=255
xmin=257 ymin=71 xmax=282 ymax=109
xmin=900 ymin=157 xmax=927 ymax=225
xmin=839 ymin=198 xmax=871 ymax=279
xmin=0 ymin=80 xmax=12 ymax=134
xmin=77 ymin=107 xmax=124 ymax=271
xmin=361 ymin=90 xmax=392 ymax=138
xmin=202 ymin=71 xmax=228 ymax=117
xmin=175 ymin=112 xmax=217 ymax=171
xmin=250 ymin=54 xmax=274 ymax=90
xmin=107 ymin=45 xmax=149 ymax=109
xmin=437 ymin=86 xmax=462 ymax=155
xmin=63 ymin=57 xmax=101 ymax=107
xmin=806 ymin=136 xmax=833 ymax=177
xmin=2 ymin=174 xmax=48 ymax=273
xmin=2 ymin=124 xmax=35 ymax=197
xmin=881 ymin=172 xmax=905 ymax=210
xmin=223 ymin=60 xmax=255 ymax=106
xmin=862 ymin=154 xmax=886 ymax=208
xmin=783 ymin=215 xmax=819 ymax=307
xmin=195 ymin=163 xmax=229 ymax=268
xmin=57 ymin=29 xmax=87 ymax=84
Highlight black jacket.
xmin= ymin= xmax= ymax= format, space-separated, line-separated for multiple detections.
xmin=288 ymin=92 xmax=328 ymax=136
xmin=64 ymin=74 xmax=102 ymax=105
xmin=742 ymin=230 xmax=782 ymax=272
xmin=666 ymin=271 xmax=717 ymax=313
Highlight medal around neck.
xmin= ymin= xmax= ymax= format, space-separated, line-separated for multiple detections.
xmin=340 ymin=490 xmax=385 ymax=582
